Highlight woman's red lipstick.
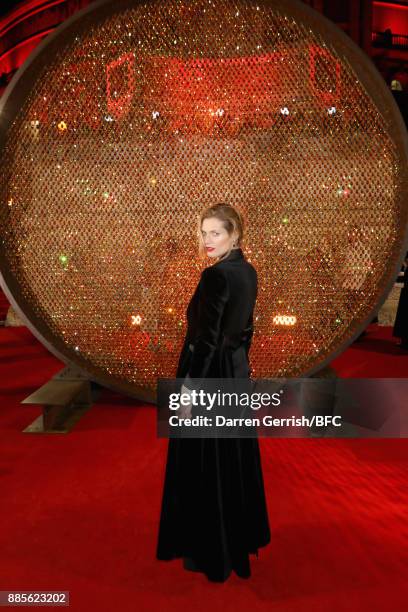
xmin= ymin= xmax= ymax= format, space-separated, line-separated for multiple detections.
xmin=206 ymin=247 xmax=215 ymax=252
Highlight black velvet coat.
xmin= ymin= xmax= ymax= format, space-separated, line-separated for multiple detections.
xmin=156 ymin=248 xmax=271 ymax=582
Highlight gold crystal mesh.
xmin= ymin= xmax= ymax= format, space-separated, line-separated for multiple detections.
xmin=0 ymin=0 xmax=407 ymax=399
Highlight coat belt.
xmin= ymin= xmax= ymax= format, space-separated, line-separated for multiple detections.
xmin=188 ymin=329 xmax=252 ymax=353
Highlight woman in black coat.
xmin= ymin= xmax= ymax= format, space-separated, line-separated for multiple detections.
xmin=156 ymin=203 xmax=271 ymax=582
xmin=393 ymin=252 xmax=408 ymax=349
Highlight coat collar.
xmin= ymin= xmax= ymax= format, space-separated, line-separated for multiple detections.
xmin=216 ymin=247 xmax=244 ymax=264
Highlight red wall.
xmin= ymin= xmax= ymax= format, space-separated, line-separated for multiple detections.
xmin=373 ymin=2 xmax=408 ymax=33
xmin=0 ymin=0 xmax=95 ymax=79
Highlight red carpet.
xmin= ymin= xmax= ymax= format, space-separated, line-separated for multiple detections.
xmin=1 ymin=325 xmax=407 ymax=611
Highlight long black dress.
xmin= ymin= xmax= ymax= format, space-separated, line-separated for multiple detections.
xmin=156 ymin=248 xmax=271 ymax=582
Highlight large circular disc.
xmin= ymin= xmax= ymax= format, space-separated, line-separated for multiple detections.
xmin=0 ymin=0 xmax=407 ymax=400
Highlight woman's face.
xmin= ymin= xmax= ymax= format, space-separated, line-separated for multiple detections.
xmin=201 ymin=217 xmax=236 ymax=259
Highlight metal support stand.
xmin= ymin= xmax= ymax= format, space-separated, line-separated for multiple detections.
xmin=303 ymin=365 xmax=358 ymax=437
xmin=21 ymin=365 xmax=97 ymax=433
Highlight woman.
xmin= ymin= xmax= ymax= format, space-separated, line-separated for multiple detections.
xmin=393 ymin=252 xmax=408 ymax=350
xmin=156 ymin=203 xmax=271 ymax=582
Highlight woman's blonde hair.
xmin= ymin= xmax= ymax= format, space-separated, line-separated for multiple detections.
xmin=197 ymin=203 xmax=245 ymax=261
